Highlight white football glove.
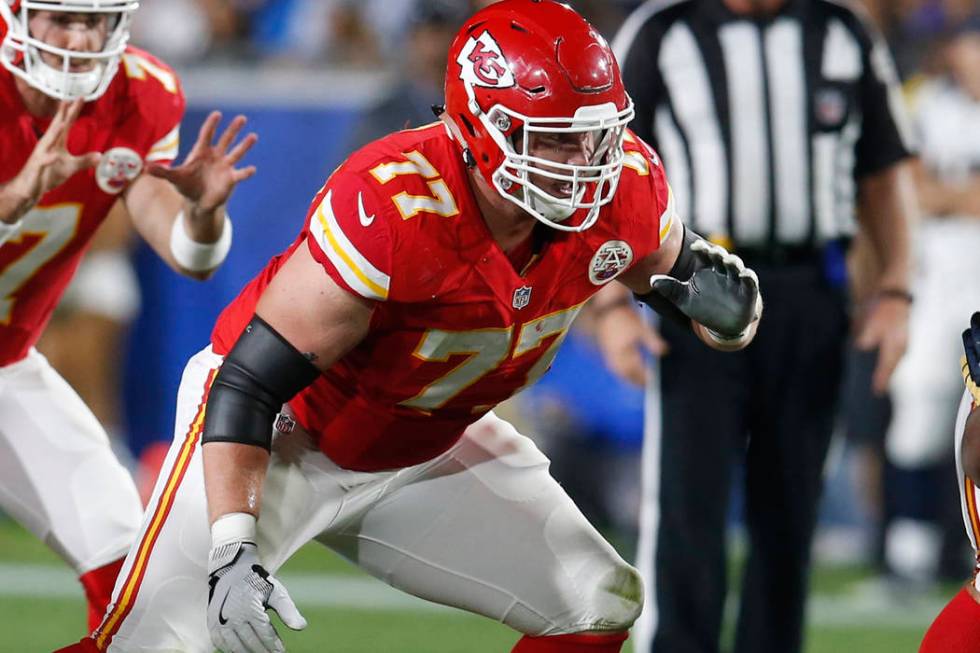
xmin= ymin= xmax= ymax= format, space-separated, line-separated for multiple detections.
xmin=207 ymin=534 xmax=306 ymax=653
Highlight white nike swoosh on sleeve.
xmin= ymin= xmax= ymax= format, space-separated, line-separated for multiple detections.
xmin=358 ymin=193 xmax=375 ymax=227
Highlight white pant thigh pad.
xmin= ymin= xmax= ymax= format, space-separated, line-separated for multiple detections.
xmin=336 ymin=413 xmax=643 ymax=636
xmin=0 ymin=349 xmax=141 ymax=572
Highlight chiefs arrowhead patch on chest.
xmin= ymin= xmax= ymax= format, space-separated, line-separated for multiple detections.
xmin=589 ymin=240 xmax=633 ymax=285
xmin=96 ymin=147 xmax=143 ymax=195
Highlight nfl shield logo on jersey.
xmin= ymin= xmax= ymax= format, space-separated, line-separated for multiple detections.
xmin=274 ymin=413 xmax=296 ymax=434
xmin=96 ymin=147 xmax=143 ymax=195
xmin=589 ymin=240 xmax=634 ymax=285
xmin=512 ymin=285 xmax=532 ymax=310
xmin=814 ymin=86 xmax=848 ymax=129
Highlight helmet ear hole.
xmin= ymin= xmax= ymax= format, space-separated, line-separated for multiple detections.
xmin=458 ymin=113 xmax=477 ymax=138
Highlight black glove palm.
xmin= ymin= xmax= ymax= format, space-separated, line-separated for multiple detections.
xmin=650 ymin=240 xmax=760 ymax=339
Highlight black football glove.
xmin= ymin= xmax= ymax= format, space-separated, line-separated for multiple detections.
xmin=649 ymin=240 xmax=761 ymax=340
xmin=962 ymin=312 xmax=980 ymax=404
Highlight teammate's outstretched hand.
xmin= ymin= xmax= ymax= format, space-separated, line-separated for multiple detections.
xmin=207 ymin=540 xmax=306 ymax=653
xmin=148 ymin=111 xmax=257 ymax=214
xmin=6 ymin=99 xmax=101 ymax=216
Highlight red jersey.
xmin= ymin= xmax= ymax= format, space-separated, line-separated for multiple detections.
xmin=0 ymin=47 xmax=184 ymax=366
xmin=212 ymin=124 xmax=673 ymax=471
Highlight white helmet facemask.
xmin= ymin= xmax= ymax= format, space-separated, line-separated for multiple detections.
xmin=480 ymin=100 xmax=634 ymax=233
xmin=0 ymin=1 xmax=139 ymax=101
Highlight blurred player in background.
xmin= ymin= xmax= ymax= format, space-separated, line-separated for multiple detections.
xmin=37 ymin=201 xmax=140 ymax=469
xmin=60 ymin=1 xmax=763 ymax=651
xmin=920 ymin=312 xmax=980 ymax=652
xmin=0 ymin=0 xmax=257 ymax=631
xmin=347 ymin=0 xmax=466 ymax=150
xmin=883 ymin=16 xmax=980 ymax=586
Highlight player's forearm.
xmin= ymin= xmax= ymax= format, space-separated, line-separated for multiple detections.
xmin=202 ymin=442 xmax=270 ymax=524
xmin=858 ymin=161 xmax=914 ymax=293
xmin=0 ymin=175 xmax=38 ymax=225
xmin=182 ymin=200 xmax=227 ymax=244
xmin=126 ymin=177 xmax=229 ymax=280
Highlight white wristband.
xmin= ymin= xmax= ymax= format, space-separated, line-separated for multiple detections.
xmin=169 ymin=210 xmax=233 ymax=272
xmin=0 ymin=218 xmax=23 ymax=247
xmin=210 ymin=512 xmax=257 ymax=547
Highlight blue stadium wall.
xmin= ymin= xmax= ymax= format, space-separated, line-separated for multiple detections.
xmin=123 ymin=104 xmax=359 ymax=454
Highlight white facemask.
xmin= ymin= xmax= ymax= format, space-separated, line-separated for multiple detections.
xmin=0 ymin=1 xmax=139 ymax=102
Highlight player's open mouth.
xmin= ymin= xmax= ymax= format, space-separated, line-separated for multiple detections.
xmin=40 ymin=53 xmax=97 ymax=72
xmin=552 ymin=182 xmax=574 ymax=198
xmin=65 ymin=57 xmax=97 ymax=72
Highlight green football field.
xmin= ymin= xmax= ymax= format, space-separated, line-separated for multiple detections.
xmin=0 ymin=519 xmax=941 ymax=652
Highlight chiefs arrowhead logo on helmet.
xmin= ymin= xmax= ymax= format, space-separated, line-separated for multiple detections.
xmin=457 ymin=31 xmax=514 ymax=89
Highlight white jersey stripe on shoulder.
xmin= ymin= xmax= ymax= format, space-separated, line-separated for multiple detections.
xmin=659 ymin=22 xmax=727 ymax=239
xmin=146 ymin=124 xmax=180 ymax=163
xmin=659 ymin=184 xmax=675 ymax=243
xmin=822 ymin=19 xmax=862 ymax=80
xmin=311 ymin=190 xmax=390 ymax=301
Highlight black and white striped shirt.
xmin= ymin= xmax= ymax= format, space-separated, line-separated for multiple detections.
xmin=613 ymin=0 xmax=914 ymax=252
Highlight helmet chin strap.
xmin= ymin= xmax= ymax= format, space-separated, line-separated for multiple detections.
xmin=31 ymin=52 xmax=102 ymax=99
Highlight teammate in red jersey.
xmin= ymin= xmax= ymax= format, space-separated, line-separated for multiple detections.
xmin=61 ymin=2 xmax=761 ymax=652
xmin=0 ymin=0 xmax=256 ymax=632
xmin=921 ymin=313 xmax=980 ymax=652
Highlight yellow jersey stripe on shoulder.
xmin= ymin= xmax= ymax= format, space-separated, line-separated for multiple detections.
xmin=146 ymin=125 xmax=180 ymax=162
xmin=311 ymin=190 xmax=390 ymax=301
xmin=659 ymin=184 xmax=675 ymax=243
xmin=963 ymin=355 xmax=980 ymax=405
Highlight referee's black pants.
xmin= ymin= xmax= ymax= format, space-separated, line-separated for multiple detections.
xmin=645 ymin=261 xmax=849 ymax=653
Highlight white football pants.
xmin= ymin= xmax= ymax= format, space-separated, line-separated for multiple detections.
xmin=95 ymin=346 xmax=642 ymax=652
xmin=0 ymin=348 xmax=142 ymax=573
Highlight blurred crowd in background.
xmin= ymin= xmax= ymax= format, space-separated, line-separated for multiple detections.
xmin=127 ymin=0 xmax=977 ymax=73
xmin=33 ymin=0 xmax=980 ymax=610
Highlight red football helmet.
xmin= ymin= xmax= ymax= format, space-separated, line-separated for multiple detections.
xmin=444 ymin=0 xmax=634 ymax=232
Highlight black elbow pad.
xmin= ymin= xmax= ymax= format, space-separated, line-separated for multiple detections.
xmin=203 ymin=316 xmax=321 ymax=450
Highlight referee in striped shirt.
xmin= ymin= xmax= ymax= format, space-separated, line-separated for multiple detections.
xmin=596 ymin=1 xmax=917 ymax=651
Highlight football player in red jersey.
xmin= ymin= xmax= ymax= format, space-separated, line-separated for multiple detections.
xmin=60 ymin=2 xmax=760 ymax=652
xmin=921 ymin=313 xmax=980 ymax=652
xmin=0 ymin=0 xmax=256 ymax=633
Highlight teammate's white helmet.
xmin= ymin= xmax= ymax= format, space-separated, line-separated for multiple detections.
xmin=0 ymin=0 xmax=139 ymax=101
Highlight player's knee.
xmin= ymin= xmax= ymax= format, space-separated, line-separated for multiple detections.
xmin=571 ymin=560 xmax=644 ymax=633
